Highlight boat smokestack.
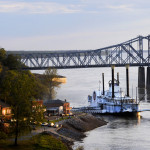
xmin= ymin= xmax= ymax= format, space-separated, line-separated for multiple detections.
xmin=112 ymin=65 xmax=115 ymax=98
xmin=126 ymin=65 xmax=129 ymax=97
xmin=102 ymin=73 xmax=105 ymax=95
xmin=117 ymin=72 xmax=119 ymax=85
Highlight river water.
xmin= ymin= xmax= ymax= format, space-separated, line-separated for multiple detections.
xmin=55 ymin=67 xmax=150 ymax=150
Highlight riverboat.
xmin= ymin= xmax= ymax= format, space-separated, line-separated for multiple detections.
xmin=81 ymin=78 xmax=139 ymax=115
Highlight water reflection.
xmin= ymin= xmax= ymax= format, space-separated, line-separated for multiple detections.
xmin=137 ymin=112 xmax=141 ymax=124
xmin=146 ymin=88 xmax=150 ymax=102
xmin=73 ymin=113 xmax=145 ymax=150
xmin=138 ymin=88 xmax=146 ymax=102
xmin=138 ymin=87 xmax=150 ymax=103
xmin=74 ymin=111 xmax=150 ymax=150
xmin=106 ymin=115 xmax=140 ymax=129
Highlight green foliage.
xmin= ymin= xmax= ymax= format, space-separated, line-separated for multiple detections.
xmin=0 ymin=131 xmax=8 ymax=141
xmin=43 ymin=68 xmax=61 ymax=99
xmin=32 ymin=102 xmax=45 ymax=123
xmin=3 ymin=54 xmax=22 ymax=70
xmin=0 ymin=48 xmax=6 ymax=63
xmin=0 ymin=70 xmax=38 ymax=145
xmin=0 ymin=48 xmax=22 ymax=70
xmin=0 ymin=48 xmax=6 ymax=73
xmin=0 ymin=48 xmax=61 ymax=101
xmin=0 ymin=48 xmax=62 ymax=145
xmin=1 ymin=70 xmax=35 ymax=103
xmin=32 ymin=134 xmax=68 ymax=150
xmin=32 ymin=77 xmax=47 ymax=100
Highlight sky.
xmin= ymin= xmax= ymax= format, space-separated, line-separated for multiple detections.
xmin=0 ymin=0 xmax=150 ymax=50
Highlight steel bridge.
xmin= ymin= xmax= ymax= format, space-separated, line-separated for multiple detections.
xmin=6 ymin=35 xmax=150 ymax=70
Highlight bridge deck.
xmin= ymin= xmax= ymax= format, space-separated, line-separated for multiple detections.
xmin=6 ymin=35 xmax=150 ymax=70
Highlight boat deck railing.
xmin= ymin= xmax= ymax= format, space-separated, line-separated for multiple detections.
xmin=99 ymin=96 xmax=137 ymax=105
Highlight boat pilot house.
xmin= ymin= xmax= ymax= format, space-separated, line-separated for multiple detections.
xmin=44 ymin=99 xmax=71 ymax=116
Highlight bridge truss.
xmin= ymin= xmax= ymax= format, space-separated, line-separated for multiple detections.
xmin=7 ymin=35 xmax=150 ymax=70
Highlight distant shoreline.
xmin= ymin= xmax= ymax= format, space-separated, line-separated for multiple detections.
xmin=34 ymin=73 xmax=67 ymax=83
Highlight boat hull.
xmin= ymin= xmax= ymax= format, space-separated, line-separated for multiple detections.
xmin=79 ymin=107 xmax=139 ymax=117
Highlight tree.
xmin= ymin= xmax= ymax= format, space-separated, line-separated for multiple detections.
xmin=32 ymin=76 xmax=47 ymax=100
xmin=31 ymin=101 xmax=45 ymax=124
xmin=0 ymin=70 xmax=37 ymax=145
xmin=0 ymin=48 xmax=6 ymax=72
xmin=43 ymin=68 xmax=61 ymax=100
xmin=0 ymin=48 xmax=50 ymax=145
xmin=0 ymin=48 xmax=6 ymax=64
xmin=0 ymin=48 xmax=23 ymax=71
xmin=4 ymin=54 xmax=22 ymax=70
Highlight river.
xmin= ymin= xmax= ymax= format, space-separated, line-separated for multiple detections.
xmin=55 ymin=67 xmax=150 ymax=150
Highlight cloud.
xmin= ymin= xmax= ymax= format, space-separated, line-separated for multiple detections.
xmin=0 ymin=30 xmax=139 ymax=51
xmin=0 ymin=1 xmax=148 ymax=15
xmin=107 ymin=4 xmax=134 ymax=12
xmin=0 ymin=1 xmax=82 ymax=14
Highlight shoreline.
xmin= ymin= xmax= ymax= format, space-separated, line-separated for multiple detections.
xmin=44 ymin=113 xmax=107 ymax=150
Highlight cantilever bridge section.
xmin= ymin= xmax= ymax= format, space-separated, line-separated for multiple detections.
xmin=6 ymin=35 xmax=150 ymax=70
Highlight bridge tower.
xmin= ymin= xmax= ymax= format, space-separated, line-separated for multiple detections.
xmin=138 ymin=36 xmax=145 ymax=89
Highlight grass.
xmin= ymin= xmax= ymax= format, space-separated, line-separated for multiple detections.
xmin=0 ymin=140 xmax=34 ymax=150
xmin=49 ymin=116 xmax=73 ymax=124
xmin=32 ymin=133 xmax=68 ymax=150
xmin=0 ymin=133 xmax=68 ymax=150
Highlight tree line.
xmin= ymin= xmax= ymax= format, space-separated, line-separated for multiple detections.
xmin=0 ymin=48 xmax=61 ymax=145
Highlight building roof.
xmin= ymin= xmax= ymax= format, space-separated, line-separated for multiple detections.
xmin=0 ymin=100 xmax=10 ymax=108
xmin=44 ymin=99 xmax=68 ymax=104
xmin=32 ymin=100 xmax=43 ymax=105
xmin=47 ymin=107 xmax=59 ymax=111
xmin=44 ymin=99 xmax=69 ymax=108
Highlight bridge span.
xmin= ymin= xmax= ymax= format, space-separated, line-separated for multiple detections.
xmin=6 ymin=35 xmax=150 ymax=70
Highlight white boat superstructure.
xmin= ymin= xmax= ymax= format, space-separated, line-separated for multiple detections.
xmin=85 ymin=79 xmax=139 ymax=114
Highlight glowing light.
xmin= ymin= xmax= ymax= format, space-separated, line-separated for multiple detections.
xmin=2 ymin=109 xmax=6 ymax=115
xmin=137 ymin=112 xmax=141 ymax=124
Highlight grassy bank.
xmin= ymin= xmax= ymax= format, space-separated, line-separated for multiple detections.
xmin=0 ymin=133 xmax=68 ymax=150
xmin=0 ymin=114 xmax=107 ymax=150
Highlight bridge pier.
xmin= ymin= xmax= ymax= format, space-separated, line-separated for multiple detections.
xmin=146 ymin=67 xmax=150 ymax=89
xmin=138 ymin=66 xmax=145 ymax=89
xmin=146 ymin=67 xmax=150 ymax=101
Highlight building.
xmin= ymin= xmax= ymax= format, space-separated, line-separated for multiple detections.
xmin=44 ymin=99 xmax=71 ymax=116
xmin=32 ymin=100 xmax=43 ymax=108
xmin=0 ymin=100 xmax=12 ymax=121
xmin=32 ymin=100 xmax=46 ymax=113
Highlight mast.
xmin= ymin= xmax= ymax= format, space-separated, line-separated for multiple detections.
xmin=126 ymin=65 xmax=129 ymax=97
xmin=117 ymin=72 xmax=119 ymax=85
xmin=112 ymin=65 xmax=115 ymax=98
xmin=102 ymin=73 xmax=105 ymax=95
